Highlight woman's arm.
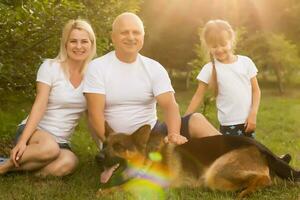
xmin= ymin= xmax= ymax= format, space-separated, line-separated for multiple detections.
xmin=11 ymin=82 xmax=50 ymax=166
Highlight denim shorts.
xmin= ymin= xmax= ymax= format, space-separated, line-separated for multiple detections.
xmin=220 ymin=123 xmax=255 ymax=138
xmin=15 ymin=124 xmax=72 ymax=151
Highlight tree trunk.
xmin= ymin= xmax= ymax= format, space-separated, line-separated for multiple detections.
xmin=185 ymin=70 xmax=191 ymax=90
xmin=274 ymin=67 xmax=284 ymax=94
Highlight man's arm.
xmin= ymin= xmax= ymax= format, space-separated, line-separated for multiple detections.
xmin=156 ymin=92 xmax=187 ymax=145
xmin=85 ymin=93 xmax=106 ymax=142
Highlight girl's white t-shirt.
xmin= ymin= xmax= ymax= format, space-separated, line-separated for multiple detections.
xmin=197 ymin=55 xmax=258 ymax=126
xmin=21 ymin=59 xmax=86 ymax=143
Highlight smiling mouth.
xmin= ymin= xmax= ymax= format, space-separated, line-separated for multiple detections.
xmin=124 ymin=42 xmax=136 ymax=46
xmin=72 ymin=51 xmax=86 ymax=55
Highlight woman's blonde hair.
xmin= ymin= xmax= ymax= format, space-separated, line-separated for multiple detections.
xmin=56 ymin=19 xmax=96 ymax=76
xmin=201 ymin=19 xmax=235 ymax=96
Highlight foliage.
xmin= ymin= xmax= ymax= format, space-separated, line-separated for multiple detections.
xmin=0 ymin=0 xmax=142 ymax=100
xmin=238 ymin=31 xmax=300 ymax=93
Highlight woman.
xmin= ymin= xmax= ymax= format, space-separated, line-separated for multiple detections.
xmin=0 ymin=19 xmax=96 ymax=176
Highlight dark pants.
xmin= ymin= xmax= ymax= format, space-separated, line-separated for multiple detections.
xmin=151 ymin=113 xmax=193 ymax=138
xmin=220 ymin=123 xmax=255 ymax=138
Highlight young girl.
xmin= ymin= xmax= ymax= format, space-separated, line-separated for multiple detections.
xmin=185 ymin=19 xmax=261 ymax=138
xmin=0 ymin=19 xmax=96 ymax=176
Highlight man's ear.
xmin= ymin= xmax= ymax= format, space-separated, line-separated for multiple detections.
xmin=105 ymin=121 xmax=114 ymax=137
xmin=131 ymin=125 xmax=151 ymax=148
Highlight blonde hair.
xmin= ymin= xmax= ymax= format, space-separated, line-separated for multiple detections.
xmin=56 ymin=19 xmax=96 ymax=75
xmin=201 ymin=19 xmax=236 ymax=96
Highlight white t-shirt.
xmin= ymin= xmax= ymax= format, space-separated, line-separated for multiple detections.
xmin=83 ymin=51 xmax=174 ymax=134
xmin=21 ymin=59 xmax=86 ymax=143
xmin=197 ymin=55 xmax=258 ymax=126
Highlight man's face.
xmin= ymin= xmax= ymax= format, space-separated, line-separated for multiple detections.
xmin=112 ymin=16 xmax=144 ymax=61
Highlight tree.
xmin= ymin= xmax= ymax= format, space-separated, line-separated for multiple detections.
xmin=0 ymin=0 xmax=142 ymax=99
xmin=238 ymin=31 xmax=300 ymax=93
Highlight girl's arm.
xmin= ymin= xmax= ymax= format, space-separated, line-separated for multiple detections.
xmin=11 ymin=82 xmax=50 ymax=166
xmin=185 ymin=81 xmax=208 ymax=115
xmin=245 ymin=77 xmax=261 ymax=133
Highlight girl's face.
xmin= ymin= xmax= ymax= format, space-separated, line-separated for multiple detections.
xmin=207 ymin=31 xmax=234 ymax=63
xmin=66 ymin=29 xmax=92 ymax=63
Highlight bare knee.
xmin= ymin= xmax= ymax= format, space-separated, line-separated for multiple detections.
xmin=188 ymin=113 xmax=220 ymax=138
xmin=28 ymin=130 xmax=60 ymax=162
xmin=51 ymin=155 xmax=78 ymax=177
xmin=38 ymin=142 xmax=60 ymax=162
xmin=190 ymin=112 xmax=206 ymax=121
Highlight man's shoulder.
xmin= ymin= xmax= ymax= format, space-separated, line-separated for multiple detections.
xmin=90 ymin=51 xmax=114 ymax=66
xmin=139 ymin=54 xmax=161 ymax=66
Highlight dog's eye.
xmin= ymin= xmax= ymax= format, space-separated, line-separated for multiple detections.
xmin=113 ymin=143 xmax=126 ymax=152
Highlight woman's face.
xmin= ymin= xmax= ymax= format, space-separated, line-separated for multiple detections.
xmin=66 ymin=29 xmax=92 ymax=62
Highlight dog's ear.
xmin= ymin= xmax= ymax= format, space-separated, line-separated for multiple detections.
xmin=105 ymin=121 xmax=114 ymax=137
xmin=131 ymin=125 xmax=151 ymax=147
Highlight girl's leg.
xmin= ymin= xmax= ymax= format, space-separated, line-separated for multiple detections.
xmin=35 ymin=149 xmax=78 ymax=177
xmin=0 ymin=130 xmax=60 ymax=174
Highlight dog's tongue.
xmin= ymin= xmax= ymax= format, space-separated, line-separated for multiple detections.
xmin=100 ymin=163 xmax=120 ymax=183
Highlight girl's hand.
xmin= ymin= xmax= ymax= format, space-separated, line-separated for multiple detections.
xmin=164 ymin=134 xmax=188 ymax=145
xmin=10 ymin=141 xmax=27 ymax=167
xmin=244 ymin=112 xmax=257 ymax=133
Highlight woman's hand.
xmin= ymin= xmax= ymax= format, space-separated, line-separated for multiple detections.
xmin=10 ymin=141 xmax=27 ymax=167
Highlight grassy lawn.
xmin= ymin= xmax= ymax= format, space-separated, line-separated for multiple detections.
xmin=0 ymin=87 xmax=300 ymax=200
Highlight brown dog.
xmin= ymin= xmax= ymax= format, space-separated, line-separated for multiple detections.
xmin=98 ymin=124 xmax=299 ymax=199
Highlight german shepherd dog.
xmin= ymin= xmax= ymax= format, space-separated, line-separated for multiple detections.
xmin=98 ymin=124 xmax=300 ymax=199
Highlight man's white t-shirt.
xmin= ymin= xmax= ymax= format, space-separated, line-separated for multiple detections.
xmin=197 ymin=55 xmax=258 ymax=126
xmin=83 ymin=51 xmax=174 ymax=134
xmin=21 ymin=59 xmax=86 ymax=143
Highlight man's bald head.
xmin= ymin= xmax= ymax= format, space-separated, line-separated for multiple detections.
xmin=112 ymin=12 xmax=145 ymax=35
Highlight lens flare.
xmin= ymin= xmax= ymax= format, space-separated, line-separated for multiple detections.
xmin=120 ymin=152 xmax=171 ymax=200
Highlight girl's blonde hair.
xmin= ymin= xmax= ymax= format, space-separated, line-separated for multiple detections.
xmin=201 ymin=19 xmax=236 ymax=96
xmin=56 ymin=19 xmax=96 ymax=76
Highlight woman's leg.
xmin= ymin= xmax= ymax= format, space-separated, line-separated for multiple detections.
xmin=0 ymin=130 xmax=60 ymax=174
xmin=188 ymin=113 xmax=221 ymax=138
xmin=35 ymin=149 xmax=78 ymax=177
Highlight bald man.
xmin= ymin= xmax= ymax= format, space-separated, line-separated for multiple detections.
xmin=83 ymin=12 xmax=220 ymax=183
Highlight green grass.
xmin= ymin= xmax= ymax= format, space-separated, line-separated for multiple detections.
xmin=0 ymin=87 xmax=300 ymax=200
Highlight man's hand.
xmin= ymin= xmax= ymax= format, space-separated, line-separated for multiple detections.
xmin=164 ymin=134 xmax=188 ymax=145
